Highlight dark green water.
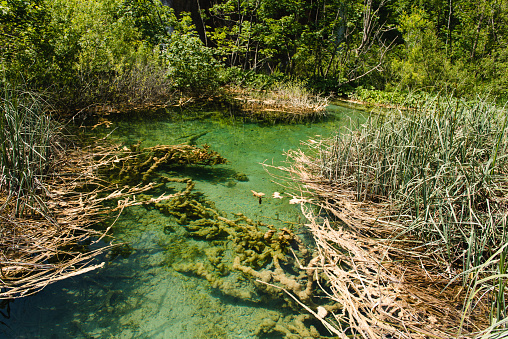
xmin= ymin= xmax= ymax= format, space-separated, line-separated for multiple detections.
xmin=0 ymin=105 xmax=364 ymax=339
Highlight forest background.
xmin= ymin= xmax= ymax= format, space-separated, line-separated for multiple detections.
xmin=2 ymin=0 xmax=508 ymax=110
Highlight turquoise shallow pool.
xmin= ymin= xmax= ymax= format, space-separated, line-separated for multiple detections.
xmin=1 ymin=105 xmax=364 ymax=339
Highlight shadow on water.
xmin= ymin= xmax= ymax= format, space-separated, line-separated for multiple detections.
xmin=166 ymin=165 xmax=242 ymax=185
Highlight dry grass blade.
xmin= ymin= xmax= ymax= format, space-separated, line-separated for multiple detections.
xmin=266 ymin=96 xmax=507 ymax=337
xmin=0 ymin=141 xmax=199 ymax=299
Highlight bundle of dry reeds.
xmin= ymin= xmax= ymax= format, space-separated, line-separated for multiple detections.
xmin=275 ymin=151 xmax=486 ymax=338
xmin=270 ymin=97 xmax=507 ymax=338
xmin=1 ymin=140 xmax=218 ymax=299
xmin=230 ymin=83 xmax=329 ymax=121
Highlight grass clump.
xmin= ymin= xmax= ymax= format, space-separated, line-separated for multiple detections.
xmin=0 ymin=87 xmax=59 ymax=216
xmin=347 ymin=86 xmax=430 ymax=108
xmin=228 ymin=80 xmax=329 ymax=122
xmin=284 ymin=94 xmax=508 ymax=336
xmin=320 ymin=96 xmax=508 ymax=271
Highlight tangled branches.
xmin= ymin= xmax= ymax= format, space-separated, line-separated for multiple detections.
xmin=0 ymin=141 xmax=227 ymax=300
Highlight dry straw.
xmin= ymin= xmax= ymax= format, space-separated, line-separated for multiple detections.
xmin=271 ymin=95 xmax=507 ymax=338
xmin=231 ymin=82 xmax=329 ymax=122
xmin=0 ymin=85 xmax=219 ymax=299
xmin=0 ymin=140 xmax=217 ymax=299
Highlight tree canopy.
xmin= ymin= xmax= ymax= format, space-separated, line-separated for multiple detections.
xmin=1 ymin=0 xmax=508 ymax=104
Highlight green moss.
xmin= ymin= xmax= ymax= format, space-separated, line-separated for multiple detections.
xmin=232 ymin=172 xmax=249 ymax=182
xmin=110 ymin=243 xmax=134 ymax=259
xmin=100 ymin=144 xmax=227 ymax=185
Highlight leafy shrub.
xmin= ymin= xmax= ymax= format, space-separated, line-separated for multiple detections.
xmin=0 ymin=0 xmax=177 ymax=110
xmin=162 ymin=15 xmax=223 ymax=96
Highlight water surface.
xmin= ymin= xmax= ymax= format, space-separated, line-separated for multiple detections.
xmin=1 ymin=105 xmax=364 ymax=339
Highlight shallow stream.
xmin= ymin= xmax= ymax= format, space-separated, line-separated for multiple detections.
xmin=1 ymin=104 xmax=364 ymax=339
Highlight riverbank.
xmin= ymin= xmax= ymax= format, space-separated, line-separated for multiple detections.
xmin=1 ymin=103 xmax=364 ymax=338
xmin=2 ymin=87 xmax=507 ymax=338
xmin=278 ymin=96 xmax=508 ymax=338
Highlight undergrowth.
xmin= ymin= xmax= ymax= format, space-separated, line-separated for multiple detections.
xmin=315 ymin=94 xmax=508 ymax=336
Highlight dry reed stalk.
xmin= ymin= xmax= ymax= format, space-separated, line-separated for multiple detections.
xmin=267 ymin=147 xmax=490 ymax=338
xmin=0 ymin=142 xmax=189 ymax=300
xmin=229 ymin=86 xmax=329 ymax=121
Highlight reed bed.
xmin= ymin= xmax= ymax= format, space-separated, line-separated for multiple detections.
xmin=0 ymin=140 xmax=189 ymax=299
xmin=319 ymin=97 xmax=508 ymax=274
xmin=230 ymin=82 xmax=329 ymax=122
xmin=275 ymin=96 xmax=508 ymax=337
xmin=0 ymin=88 xmax=58 ymax=216
xmin=0 ymin=88 xmax=172 ymax=299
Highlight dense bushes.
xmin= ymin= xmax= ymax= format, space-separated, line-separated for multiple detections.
xmin=3 ymin=0 xmax=508 ymax=106
xmin=163 ymin=15 xmax=223 ymax=96
xmin=0 ymin=0 xmax=226 ymax=111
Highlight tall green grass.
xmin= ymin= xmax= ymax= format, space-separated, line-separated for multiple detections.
xmin=457 ymin=243 xmax=508 ymax=337
xmin=321 ymin=96 xmax=508 ymax=269
xmin=0 ymin=87 xmax=58 ymax=216
xmin=316 ymin=95 xmax=508 ymax=332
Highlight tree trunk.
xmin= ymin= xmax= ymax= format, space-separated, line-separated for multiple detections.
xmin=161 ymin=0 xmax=214 ymax=43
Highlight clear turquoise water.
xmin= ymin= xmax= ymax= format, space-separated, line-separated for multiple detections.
xmin=0 ymin=105 xmax=364 ymax=339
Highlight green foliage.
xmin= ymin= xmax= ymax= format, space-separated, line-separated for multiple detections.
xmin=0 ymin=0 xmax=52 ymax=83
xmin=163 ymin=14 xmax=223 ymax=96
xmin=120 ymin=0 xmax=175 ymax=45
xmin=0 ymin=0 xmax=231 ymax=108
xmin=349 ymin=86 xmax=430 ymax=107
xmin=0 ymin=0 xmax=167 ymax=108
xmin=2 ymin=0 xmax=508 ymax=107
xmin=221 ymin=67 xmax=284 ymax=90
xmin=317 ymin=95 xmax=508 ymax=271
xmin=386 ymin=1 xmax=508 ymax=100
xmin=207 ymin=0 xmax=385 ymax=84
xmin=392 ymin=8 xmax=445 ymax=88
xmin=0 ymin=86 xmax=57 ymax=216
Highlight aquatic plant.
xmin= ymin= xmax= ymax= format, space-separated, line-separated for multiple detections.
xmin=148 ymin=174 xmax=339 ymax=337
xmin=100 ymin=142 xmax=227 ymax=185
xmin=321 ymin=96 xmax=508 ymax=270
xmin=276 ymin=96 xmax=508 ymax=337
xmin=0 ymin=87 xmax=57 ymax=216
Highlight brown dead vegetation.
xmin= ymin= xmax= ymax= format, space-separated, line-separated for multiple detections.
xmin=228 ymin=85 xmax=329 ymax=122
xmin=268 ymin=148 xmax=491 ymax=338
xmin=0 ymin=140 xmax=226 ymax=300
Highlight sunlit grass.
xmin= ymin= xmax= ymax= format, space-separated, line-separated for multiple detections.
xmin=307 ymin=94 xmax=508 ymax=335
xmin=0 ymin=87 xmax=60 ymax=215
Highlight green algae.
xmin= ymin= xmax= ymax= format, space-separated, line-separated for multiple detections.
xmin=93 ymin=127 xmax=335 ymax=337
xmin=1 ymin=105 xmax=364 ymax=339
xmin=101 ymin=143 xmax=227 ymax=185
xmin=95 ymin=108 xmax=363 ymax=337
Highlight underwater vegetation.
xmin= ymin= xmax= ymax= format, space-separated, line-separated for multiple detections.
xmin=155 ymin=187 xmax=337 ymax=337
xmin=100 ymin=142 xmax=227 ymax=185
xmin=100 ymin=141 xmax=339 ymax=338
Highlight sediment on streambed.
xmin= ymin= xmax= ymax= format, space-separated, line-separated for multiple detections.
xmin=97 ymin=140 xmax=342 ymax=338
